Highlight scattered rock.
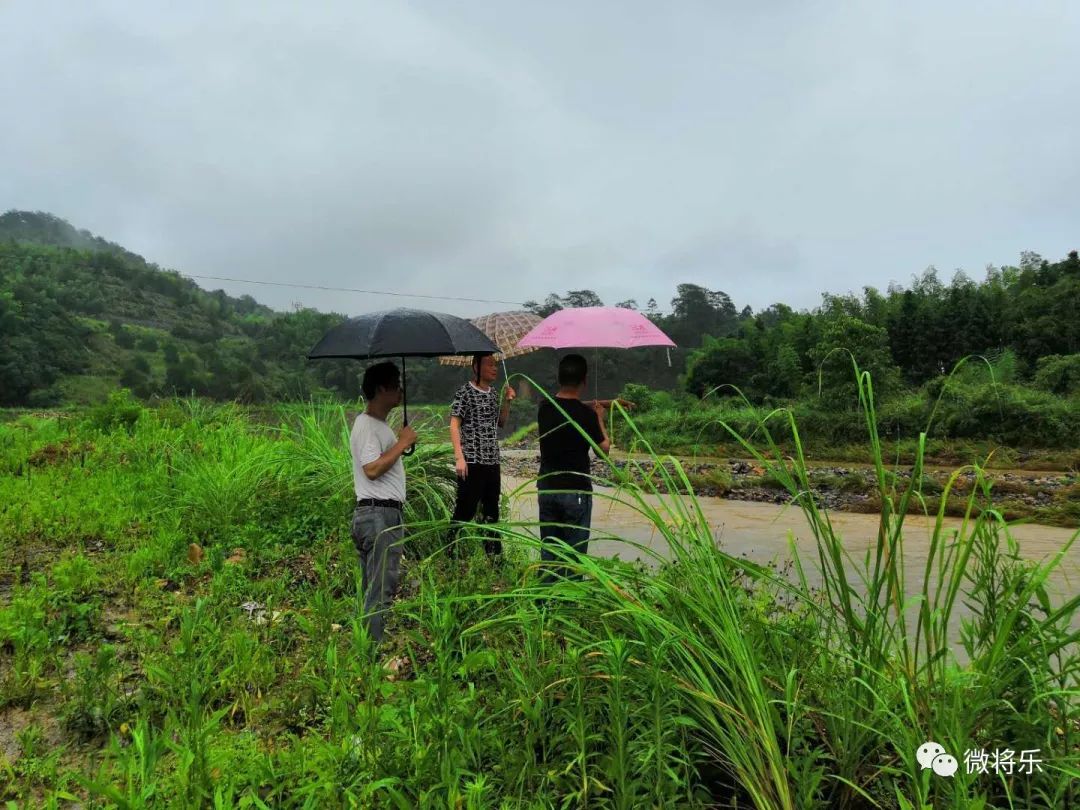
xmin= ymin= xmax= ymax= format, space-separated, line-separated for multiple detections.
xmin=240 ymin=601 xmax=283 ymax=625
xmin=253 ymin=611 xmax=283 ymax=626
xmin=500 ymin=452 xmax=1072 ymax=519
xmin=385 ymin=656 xmax=408 ymax=682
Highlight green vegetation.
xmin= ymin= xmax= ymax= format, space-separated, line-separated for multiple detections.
xmin=615 ymin=350 xmax=1080 ymax=464
xmin=5 ymin=212 xmax=1079 ymax=469
xmin=2 ymin=380 xmax=1078 ymax=807
xmin=3 ymin=209 xmax=1078 ymax=804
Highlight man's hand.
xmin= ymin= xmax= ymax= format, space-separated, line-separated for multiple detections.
xmin=365 ymin=424 xmax=419 ymax=480
xmin=587 ymin=398 xmax=633 ymax=410
xmin=397 ymin=425 xmax=418 ymax=447
xmin=455 ymin=456 xmax=468 ymax=479
xmin=592 ymin=400 xmax=606 ymax=418
xmin=504 ymin=386 xmax=517 ymax=402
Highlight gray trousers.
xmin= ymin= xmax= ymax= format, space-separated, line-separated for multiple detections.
xmin=351 ymin=505 xmax=404 ymax=643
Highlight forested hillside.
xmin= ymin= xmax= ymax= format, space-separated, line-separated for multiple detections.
xmin=0 ymin=212 xmax=355 ymax=405
xmin=679 ymin=250 xmax=1080 ymax=402
xmin=2 ymin=211 xmax=1078 ymax=449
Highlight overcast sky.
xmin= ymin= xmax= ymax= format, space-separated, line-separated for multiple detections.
xmin=2 ymin=1 xmax=1078 ymax=318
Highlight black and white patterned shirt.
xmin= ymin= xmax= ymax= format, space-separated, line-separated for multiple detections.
xmin=450 ymin=382 xmax=500 ymax=465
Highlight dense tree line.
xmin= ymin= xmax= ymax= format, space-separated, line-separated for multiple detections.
xmin=680 ymin=251 xmax=1080 ymax=405
xmin=2 ymin=212 xmax=1078 ymax=433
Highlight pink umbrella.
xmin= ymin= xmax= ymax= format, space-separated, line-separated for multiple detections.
xmin=517 ymin=306 xmax=676 ymax=397
xmin=517 ymin=306 xmax=676 ymax=350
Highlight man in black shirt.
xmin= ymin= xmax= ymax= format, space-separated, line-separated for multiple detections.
xmin=537 ymin=354 xmax=610 ymax=581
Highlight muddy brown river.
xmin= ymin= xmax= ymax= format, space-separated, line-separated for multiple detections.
xmin=503 ymin=475 xmax=1080 ymax=652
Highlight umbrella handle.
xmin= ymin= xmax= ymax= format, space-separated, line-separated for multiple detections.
xmin=401 ymin=356 xmax=416 ymax=456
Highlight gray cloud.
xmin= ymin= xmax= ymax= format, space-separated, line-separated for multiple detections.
xmin=2 ymin=0 xmax=1078 ymax=319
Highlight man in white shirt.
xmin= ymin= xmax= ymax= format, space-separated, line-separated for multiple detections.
xmin=350 ymin=361 xmax=417 ymax=643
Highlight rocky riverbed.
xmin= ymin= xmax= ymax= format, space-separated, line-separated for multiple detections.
xmin=498 ymin=445 xmax=1080 ymax=524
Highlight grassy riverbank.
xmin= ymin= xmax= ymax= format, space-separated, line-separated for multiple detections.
xmin=1 ymin=390 xmax=1078 ymax=807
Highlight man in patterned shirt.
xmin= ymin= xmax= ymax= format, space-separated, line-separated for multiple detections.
xmin=448 ymin=353 xmax=515 ymax=557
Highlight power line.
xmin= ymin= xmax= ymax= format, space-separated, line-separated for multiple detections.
xmin=181 ymin=272 xmax=528 ymax=306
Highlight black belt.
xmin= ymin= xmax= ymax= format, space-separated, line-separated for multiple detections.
xmin=356 ymin=498 xmax=403 ymax=511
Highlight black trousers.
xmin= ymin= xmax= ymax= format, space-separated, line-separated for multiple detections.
xmin=449 ymin=463 xmax=502 ymax=557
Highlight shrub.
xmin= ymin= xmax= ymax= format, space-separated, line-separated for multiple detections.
xmin=114 ymin=328 xmax=136 ymax=349
xmin=1033 ymin=354 xmax=1080 ymax=396
xmin=619 ymin=383 xmax=658 ymax=412
xmin=87 ymin=388 xmax=144 ymax=433
xmin=137 ymin=335 xmax=160 ymax=353
xmin=930 ymin=381 xmax=1077 ymax=445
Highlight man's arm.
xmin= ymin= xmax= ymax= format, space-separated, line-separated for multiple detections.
xmin=591 ymin=402 xmax=611 ymax=454
xmin=497 ymin=385 xmax=516 ymax=428
xmin=363 ymin=425 xmax=417 ymax=480
xmin=450 ymin=415 xmax=467 ymax=478
xmin=449 ymin=387 xmax=469 ymax=478
xmin=584 ymin=398 xmax=634 ymax=411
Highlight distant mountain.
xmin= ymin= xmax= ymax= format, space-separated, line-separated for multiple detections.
xmin=0 ymin=210 xmax=276 ymax=328
xmin=0 ymin=211 xmax=670 ymax=408
xmin=7 ymin=210 xmax=1073 ymax=422
xmin=0 ymin=210 xmax=363 ymax=406
xmin=1 ymin=210 xmax=148 ymax=264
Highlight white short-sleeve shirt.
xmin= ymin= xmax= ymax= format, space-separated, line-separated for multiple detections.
xmin=350 ymin=413 xmax=406 ymax=501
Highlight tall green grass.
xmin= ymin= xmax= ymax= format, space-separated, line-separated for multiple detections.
xmin=483 ymin=365 xmax=1080 ymax=807
xmin=2 ymin=382 xmax=1077 ymax=808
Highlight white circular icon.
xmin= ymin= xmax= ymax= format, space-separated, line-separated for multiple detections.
xmin=931 ymin=753 xmax=958 ymax=777
xmin=916 ymin=742 xmax=946 ymax=770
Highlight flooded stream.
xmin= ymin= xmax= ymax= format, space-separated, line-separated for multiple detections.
xmin=504 ymin=474 xmax=1080 ymax=652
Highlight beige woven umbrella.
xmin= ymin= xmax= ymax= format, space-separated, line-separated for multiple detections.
xmin=438 ymin=311 xmax=543 ymax=374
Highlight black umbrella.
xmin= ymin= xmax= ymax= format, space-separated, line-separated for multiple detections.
xmin=307 ymin=308 xmax=500 ymax=455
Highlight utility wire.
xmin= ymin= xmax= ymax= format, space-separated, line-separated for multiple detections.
xmin=181 ymin=273 xmax=528 ymax=306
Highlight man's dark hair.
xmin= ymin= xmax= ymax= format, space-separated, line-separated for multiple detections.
xmin=557 ymin=353 xmax=588 ymax=387
xmin=471 ymin=353 xmax=491 ymax=381
xmin=362 ymin=361 xmax=400 ymax=400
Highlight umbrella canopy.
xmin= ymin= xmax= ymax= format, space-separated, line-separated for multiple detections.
xmin=308 ymin=308 xmax=499 ymax=359
xmin=516 ymin=306 xmax=676 ymax=399
xmin=517 ymin=306 xmax=676 ymax=349
xmin=438 ymin=310 xmax=542 ymax=366
xmin=307 ymin=308 xmax=499 ymax=454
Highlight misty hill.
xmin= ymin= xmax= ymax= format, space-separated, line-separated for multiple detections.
xmin=0 ymin=211 xmax=349 ymax=405
xmin=2 ymin=211 xmax=1078 ymax=439
xmin=1 ymin=210 xmax=151 ymax=264
xmin=0 ymin=210 xmax=276 ymax=332
xmin=0 ymin=211 xmax=679 ymax=408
